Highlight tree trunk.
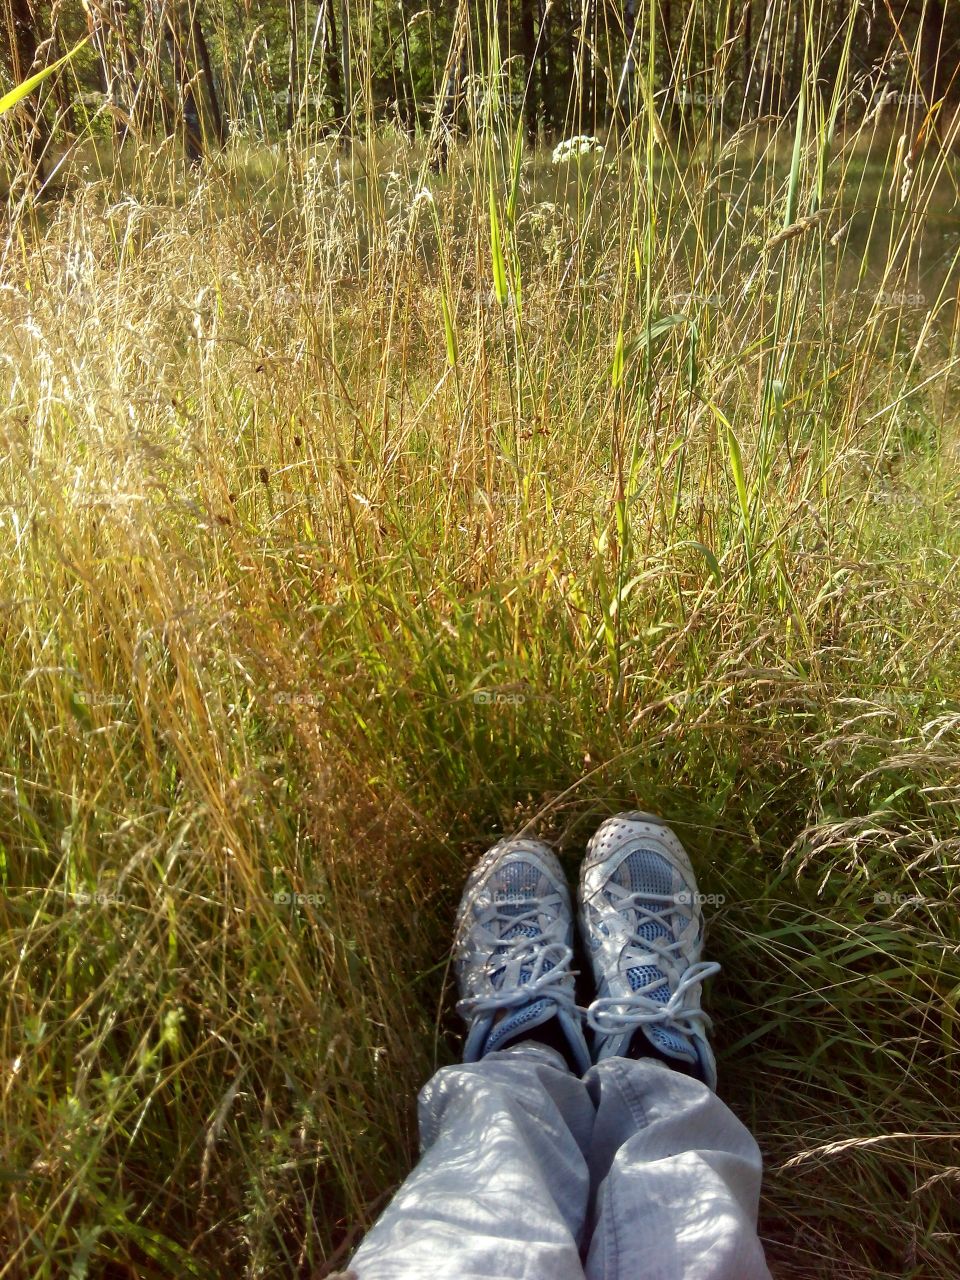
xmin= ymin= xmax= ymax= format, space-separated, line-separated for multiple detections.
xmin=743 ymin=0 xmax=752 ymax=113
xmin=142 ymin=0 xmax=174 ymax=137
xmin=520 ymin=0 xmax=538 ymax=141
xmin=396 ymin=0 xmax=416 ymax=131
xmin=197 ymin=10 xmax=225 ymax=143
xmin=9 ymin=0 xmax=47 ymax=182
xmin=566 ymin=0 xmax=581 ymax=133
xmin=48 ymin=26 xmax=77 ymax=137
xmin=434 ymin=13 xmax=467 ymax=172
xmin=536 ymin=0 xmax=552 ymax=135
xmin=164 ymin=4 xmax=204 ymax=163
xmin=192 ymin=9 xmax=226 ymax=144
xmin=340 ymin=0 xmax=353 ymax=134
xmin=86 ymin=2 xmax=142 ymax=148
xmin=89 ymin=4 xmax=120 ymax=143
xmin=287 ymin=0 xmax=300 ymax=131
xmin=755 ymin=1 xmax=776 ymax=116
xmin=662 ymin=0 xmax=678 ymax=128
xmin=788 ymin=0 xmax=804 ymax=109
xmin=920 ymin=0 xmax=947 ymax=103
xmin=582 ymin=0 xmax=596 ymax=130
xmin=324 ymin=0 xmax=345 ymax=126
xmin=918 ymin=0 xmax=960 ymax=144
xmin=617 ymin=0 xmax=638 ymax=121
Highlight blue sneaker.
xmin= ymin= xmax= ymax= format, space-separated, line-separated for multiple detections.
xmin=580 ymin=812 xmax=721 ymax=1087
xmin=454 ymin=837 xmax=591 ymax=1074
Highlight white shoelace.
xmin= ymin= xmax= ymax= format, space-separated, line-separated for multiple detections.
xmin=456 ymin=901 xmax=581 ymax=1021
xmin=585 ymin=888 xmax=720 ymax=1035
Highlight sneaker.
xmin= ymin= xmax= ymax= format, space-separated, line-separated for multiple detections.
xmin=454 ymin=837 xmax=591 ymax=1074
xmin=579 ymin=812 xmax=721 ymax=1087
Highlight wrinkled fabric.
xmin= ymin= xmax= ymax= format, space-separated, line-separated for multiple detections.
xmin=349 ymin=1043 xmax=771 ymax=1280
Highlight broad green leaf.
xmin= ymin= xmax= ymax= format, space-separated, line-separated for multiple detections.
xmin=506 ymin=119 xmax=524 ymax=226
xmin=623 ymin=313 xmax=688 ymax=360
xmin=785 ymin=79 xmax=806 ymax=229
xmin=0 ymin=35 xmax=89 ymax=116
xmin=726 ymin=425 xmax=750 ymax=527
xmin=488 ymin=182 xmax=508 ymax=306
xmin=611 ymin=327 xmax=625 ymax=388
xmin=672 ymin=539 xmax=723 ymax=586
xmin=440 ymin=293 xmax=458 ymax=367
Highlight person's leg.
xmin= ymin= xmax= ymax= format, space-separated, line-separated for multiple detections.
xmin=578 ymin=812 xmax=771 ymax=1280
xmin=349 ymin=1042 xmax=593 ymax=1280
xmin=582 ymin=1055 xmax=770 ymax=1280
xmin=349 ymin=837 xmax=595 ymax=1280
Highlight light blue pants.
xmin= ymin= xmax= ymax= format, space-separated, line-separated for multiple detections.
xmin=349 ymin=1043 xmax=772 ymax=1280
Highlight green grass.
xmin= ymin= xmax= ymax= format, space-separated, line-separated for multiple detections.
xmin=2 ymin=57 xmax=960 ymax=1280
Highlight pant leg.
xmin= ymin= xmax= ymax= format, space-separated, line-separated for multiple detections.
xmin=349 ymin=1043 xmax=595 ymax=1280
xmin=583 ymin=1057 xmax=771 ymax=1280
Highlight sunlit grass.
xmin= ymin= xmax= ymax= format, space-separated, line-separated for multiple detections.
xmin=2 ymin=24 xmax=960 ymax=1278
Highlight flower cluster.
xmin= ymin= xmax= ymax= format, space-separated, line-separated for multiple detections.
xmin=551 ymin=135 xmax=603 ymax=163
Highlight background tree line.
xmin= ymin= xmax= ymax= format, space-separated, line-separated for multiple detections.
xmin=3 ymin=0 xmax=959 ymax=178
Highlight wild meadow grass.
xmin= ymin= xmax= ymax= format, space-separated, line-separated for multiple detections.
xmin=2 ymin=76 xmax=960 ymax=1280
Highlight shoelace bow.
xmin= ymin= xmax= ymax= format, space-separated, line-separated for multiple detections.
xmin=455 ymin=898 xmax=581 ymax=1021
xmin=586 ymin=888 xmax=720 ymax=1035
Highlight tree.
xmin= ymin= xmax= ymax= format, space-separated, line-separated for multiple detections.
xmin=519 ymin=0 xmax=538 ymax=141
xmin=918 ymin=0 xmax=960 ymax=143
xmin=535 ymin=0 xmax=552 ymax=134
xmin=286 ymin=0 xmax=300 ymax=130
xmin=190 ymin=5 xmax=226 ymax=143
xmin=339 ymin=0 xmax=352 ymax=133
xmin=162 ymin=3 xmax=204 ymax=161
xmin=433 ymin=1 xmax=468 ymax=170
xmin=617 ymin=0 xmax=638 ymax=120
xmin=323 ymin=0 xmax=346 ymax=127
xmin=742 ymin=0 xmax=752 ymax=110
xmin=6 ymin=0 xmax=958 ymax=167
xmin=8 ymin=0 xmax=48 ymax=181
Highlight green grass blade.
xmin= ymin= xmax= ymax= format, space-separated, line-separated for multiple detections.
xmin=489 ymin=179 xmax=508 ymax=306
xmin=0 ymin=35 xmax=89 ymax=116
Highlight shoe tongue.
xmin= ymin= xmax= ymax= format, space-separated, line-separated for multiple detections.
xmin=484 ymin=998 xmax=557 ymax=1054
xmin=616 ymin=850 xmax=690 ymax=1058
xmin=641 ymin=1023 xmax=698 ymax=1062
xmin=490 ymin=862 xmax=545 ymax=990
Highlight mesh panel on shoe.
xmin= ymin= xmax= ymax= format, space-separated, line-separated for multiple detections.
xmin=614 ymin=847 xmax=691 ymax=1058
xmin=628 ymin=963 xmax=666 ymax=994
xmin=501 ymin=860 xmax=541 ymax=895
xmin=493 ymin=861 xmax=549 ymax=987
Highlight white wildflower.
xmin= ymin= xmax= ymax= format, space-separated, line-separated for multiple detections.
xmin=552 ymin=135 xmax=603 ymax=164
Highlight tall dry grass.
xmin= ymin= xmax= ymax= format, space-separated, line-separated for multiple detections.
xmin=2 ymin=9 xmax=960 ymax=1276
